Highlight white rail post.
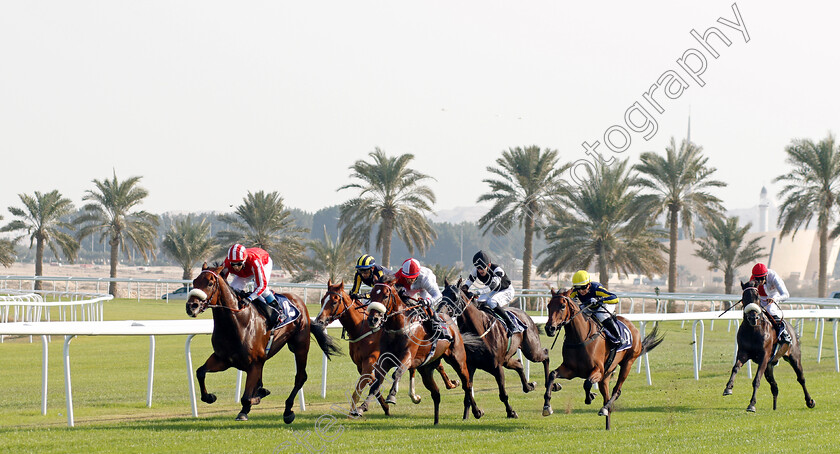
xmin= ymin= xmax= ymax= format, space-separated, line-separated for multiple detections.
xmin=41 ymin=335 xmax=48 ymax=415
xmin=185 ymin=335 xmax=198 ymax=417
xmin=63 ymin=335 xmax=76 ymax=427
xmin=147 ymin=335 xmax=156 ymax=407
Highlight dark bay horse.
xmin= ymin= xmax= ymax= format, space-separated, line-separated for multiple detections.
xmin=439 ymin=279 xmax=560 ymax=418
xmin=722 ymin=281 xmax=815 ymax=412
xmin=366 ymin=280 xmax=483 ymax=425
xmin=543 ymin=288 xmax=664 ymax=429
xmin=186 ymin=263 xmax=341 ymax=422
xmin=314 ymin=280 xmax=458 ymax=416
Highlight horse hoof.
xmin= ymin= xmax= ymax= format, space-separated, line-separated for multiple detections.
xmin=723 ymin=388 xmax=732 ymax=396
xmin=201 ymin=393 xmax=217 ymax=404
xmin=410 ymin=395 xmax=422 ymax=404
xmin=507 ymin=411 xmax=518 ymax=419
xmin=524 ymin=382 xmax=536 ymax=393
xmin=807 ymin=399 xmax=816 ymax=409
xmin=542 ymin=405 xmax=553 ymax=417
xmin=257 ymin=388 xmax=270 ymax=398
xmin=473 ymin=409 xmax=484 ymax=420
xmin=746 ymin=405 xmax=756 ymax=413
xmin=551 ymin=383 xmax=562 ymax=392
xmin=385 ymin=397 xmax=397 ymax=405
xmin=358 ymin=401 xmax=369 ymax=412
xmin=349 ymin=409 xmax=362 ymax=418
xmin=283 ymin=411 xmax=295 ymax=424
xmin=598 ymin=407 xmax=609 ymax=417
xmin=235 ymin=413 xmax=248 ymax=421
xmin=446 ymin=380 xmax=460 ymax=390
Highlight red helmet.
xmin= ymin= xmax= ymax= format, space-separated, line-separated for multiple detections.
xmin=398 ymin=258 xmax=421 ymax=279
xmin=750 ymin=263 xmax=768 ymax=280
xmin=228 ymin=244 xmax=247 ymax=262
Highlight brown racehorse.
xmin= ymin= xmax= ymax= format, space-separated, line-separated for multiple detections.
xmin=542 ymin=288 xmax=663 ymax=429
xmin=314 ymin=280 xmax=459 ymax=416
xmin=366 ymin=279 xmax=483 ymax=425
xmin=185 ymin=263 xmax=341 ymax=422
xmin=439 ymin=279 xmax=561 ymax=418
xmin=722 ymin=280 xmax=815 ymax=412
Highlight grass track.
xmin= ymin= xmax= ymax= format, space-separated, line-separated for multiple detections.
xmin=1 ymin=298 xmax=839 ymax=453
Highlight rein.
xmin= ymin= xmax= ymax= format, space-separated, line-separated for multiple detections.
xmin=549 ymin=297 xmax=600 ymax=349
xmin=196 ymin=269 xmax=247 ymax=313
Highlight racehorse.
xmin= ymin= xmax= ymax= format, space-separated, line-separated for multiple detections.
xmin=185 ymin=263 xmax=341 ymax=422
xmin=542 ymin=288 xmax=664 ymax=429
xmin=366 ymin=278 xmax=483 ymax=425
xmin=722 ymin=280 xmax=815 ymax=412
xmin=439 ymin=279 xmax=561 ymax=418
xmin=315 ymin=280 xmax=459 ymax=416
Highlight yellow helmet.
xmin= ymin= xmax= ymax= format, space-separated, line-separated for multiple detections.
xmin=572 ymin=270 xmax=591 ymax=288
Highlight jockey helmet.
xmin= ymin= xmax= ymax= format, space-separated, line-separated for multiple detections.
xmin=472 ymin=250 xmax=491 ymax=269
xmin=398 ymin=258 xmax=421 ymax=279
xmin=356 ymin=254 xmax=376 ymax=270
xmin=751 ymin=263 xmax=769 ymax=280
xmin=572 ymin=270 xmax=591 ymax=288
xmin=228 ymin=244 xmax=247 ymax=263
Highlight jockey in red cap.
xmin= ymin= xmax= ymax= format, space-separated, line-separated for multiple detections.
xmin=395 ymin=258 xmax=452 ymax=341
xmin=750 ymin=263 xmax=791 ymax=344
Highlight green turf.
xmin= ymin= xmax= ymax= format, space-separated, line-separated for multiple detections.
xmin=1 ymin=298 xmax=839 ymax=453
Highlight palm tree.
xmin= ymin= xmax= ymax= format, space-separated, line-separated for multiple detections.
xmin=75 ymin=173 xmax=160 ymax=296
xmin=777 ymin=133 xmax=840 ymax=297
xmin=634 ymin=137 xmax=725 ymax=293
xmin=478 ymin=145 xmax=571 ymax=290
xmin=0 ymin=215 xmax=16 ymax=267
xmin=1 ymin=190 xmax=79 ymax=289
xmin=161 ymin=215 xmax=215 ymax=280
xmin=338 ymin=148 xmax=436 ymax=268
xmin=694 ymin=216 xmax=766 ymax=296
xmin=306 ymin=226 xmax=359 ymax=282
xmin=216 ymin=190 xmax=308 ymax=272
xmin=431 ymin=263 xmax=462 ymax=284
xmin=538 ymin=158 xmax=666 ymax=287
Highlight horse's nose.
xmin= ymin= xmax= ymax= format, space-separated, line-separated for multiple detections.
xmin=544 ymin=324 xmax=555 ymax=336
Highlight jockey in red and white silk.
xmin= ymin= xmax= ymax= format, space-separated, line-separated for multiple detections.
xmin=224 ymin=245 xmax=274 ymax=302
xmin=750 ymin=263 xmax=791 ymax=343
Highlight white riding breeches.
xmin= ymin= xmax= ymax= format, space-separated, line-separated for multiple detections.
xmin=477 ymin=287 xmax=515 ymax=309
xmin=761 ymin=300 xmax=783 ymax=320
xmin=581 ymin=303 xmax=616 ymax=323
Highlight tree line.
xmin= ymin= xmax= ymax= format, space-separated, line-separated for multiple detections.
xmin=2 ymin=133 xmax=839 ymax=297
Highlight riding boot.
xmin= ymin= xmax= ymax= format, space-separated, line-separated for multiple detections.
xmin=601 ymin=317 xmax=621 ymax=347
xmin=426 ymin=307 xmax=452 ymax=341
xmin=493 ymin=306 xmax=518 ymax=336
xmin=773 ymin=316 xmax=791 ymax=344
xmin=253 ymin=297 xmax=280 ymax=331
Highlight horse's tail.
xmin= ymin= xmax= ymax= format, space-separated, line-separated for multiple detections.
xmin=640 ymin=325 xmax=665 ymax=354
xmin=462 ymin=332 xmax=491 ymax=361
xmin=311 ymin=321 xmax=343 ymax=360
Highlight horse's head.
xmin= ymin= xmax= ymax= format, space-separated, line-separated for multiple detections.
xmin=740 ymin=280 xmax=765 ymax=327
xmin=316 ymin=279 xmax=351 ymax=326
xmin=366 ymin=277 xmax=402 ymax=330
xmin=439 ymin=278 xmax=469 ymax=318
xmin=186 ymin=262 xmax=230 ymax=317
xmin=544 ymin=287 xmax=574 ymax=337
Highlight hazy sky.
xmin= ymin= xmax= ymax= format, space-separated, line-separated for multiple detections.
xmin=1 ymin=1 xmax=837 ymax=218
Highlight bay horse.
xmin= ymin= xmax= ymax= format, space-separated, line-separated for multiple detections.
xmin=722 ymin=280 xmax=815 ymax=412
xmin=314 ymin=280 xmax=459 ymax=417
xmin=185 ymin=263 xmax=341 ymax=422
xmin=542 ymin=288 xmax=664 ymax=429
xmin=439 ymin=279 xmax=560 ymax=418
xmin=366 ymin=279 xmax=483 ymax=425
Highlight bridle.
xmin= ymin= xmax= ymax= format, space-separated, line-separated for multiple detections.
xmin=190 ymin=269 xmax=245 ymax=314
xmin=547 ymin=293 xmax=600 ymax=349
xmin=320 ymin=289 xmax=359 ymax=324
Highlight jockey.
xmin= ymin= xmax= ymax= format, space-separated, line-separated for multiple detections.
xmin=394 ymin=258 xmax=452 ymax=341
xmin=224 ymin=244 xmax=282 ymax=331
xmin=750 ymin=263 xmax=791 ymax=344
xmin=349 ymin=254 xmax=391 ymax=301
xmin=569 ymin=270 xmax=621 ymax=346
xmin=462 ymin=250 xmax=521 ymax=335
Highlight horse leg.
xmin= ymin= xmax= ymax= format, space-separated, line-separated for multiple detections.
xmin=584 ymin=380 xmax=595 ymax=405
xmin=236 ymin=362 xmax=264 ymax=421
xmin=600 ymin=360 xmax=634 ymax=417
xmin=282 ymin=338 xmax=310 ymax=424
xmin=196 ymin=353 xmax=230 ymax=404
xmin=763 ymin=365 xmax=779 ymax=410
xmin=504 ymin=356 xmax=535 ymax=393
xmin=543 ymin=364 xmax=575 ymax=417
xmin=418 ymin=367 xmax=442 ymax=425
xmin=492 ymin=365 xmax=517 ymax=418
xmin=437 ymin=363 xmax=460 ymax=389
xmin=442 ymin=343 xmax=483 ymax=421
xmin=784 ymin=344 xmax=816 ymax=408
xmin=385 ymin=355 xmax=411 ymax=405
xmin=521 ymin=324 xmax=560 ymax=392
xmin=723 ymin=351 xmax=748 ymax=396
xmin=408 ymin=368 xmax=422 ymax=404
xmin=747 ymin=359 xmax=769 ymax=413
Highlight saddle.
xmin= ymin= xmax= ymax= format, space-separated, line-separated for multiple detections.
xmin=478 ymin=305 xmax=526 ymax=333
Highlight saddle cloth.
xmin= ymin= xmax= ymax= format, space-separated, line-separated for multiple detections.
xmin=274 ymin=294 xmax=300 ymax=329
xmin=603 ymin=319 xmax=633 ymax=352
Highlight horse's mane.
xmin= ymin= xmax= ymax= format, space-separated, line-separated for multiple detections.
xmin=381 ymin=274 xmax=397 ymax=285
